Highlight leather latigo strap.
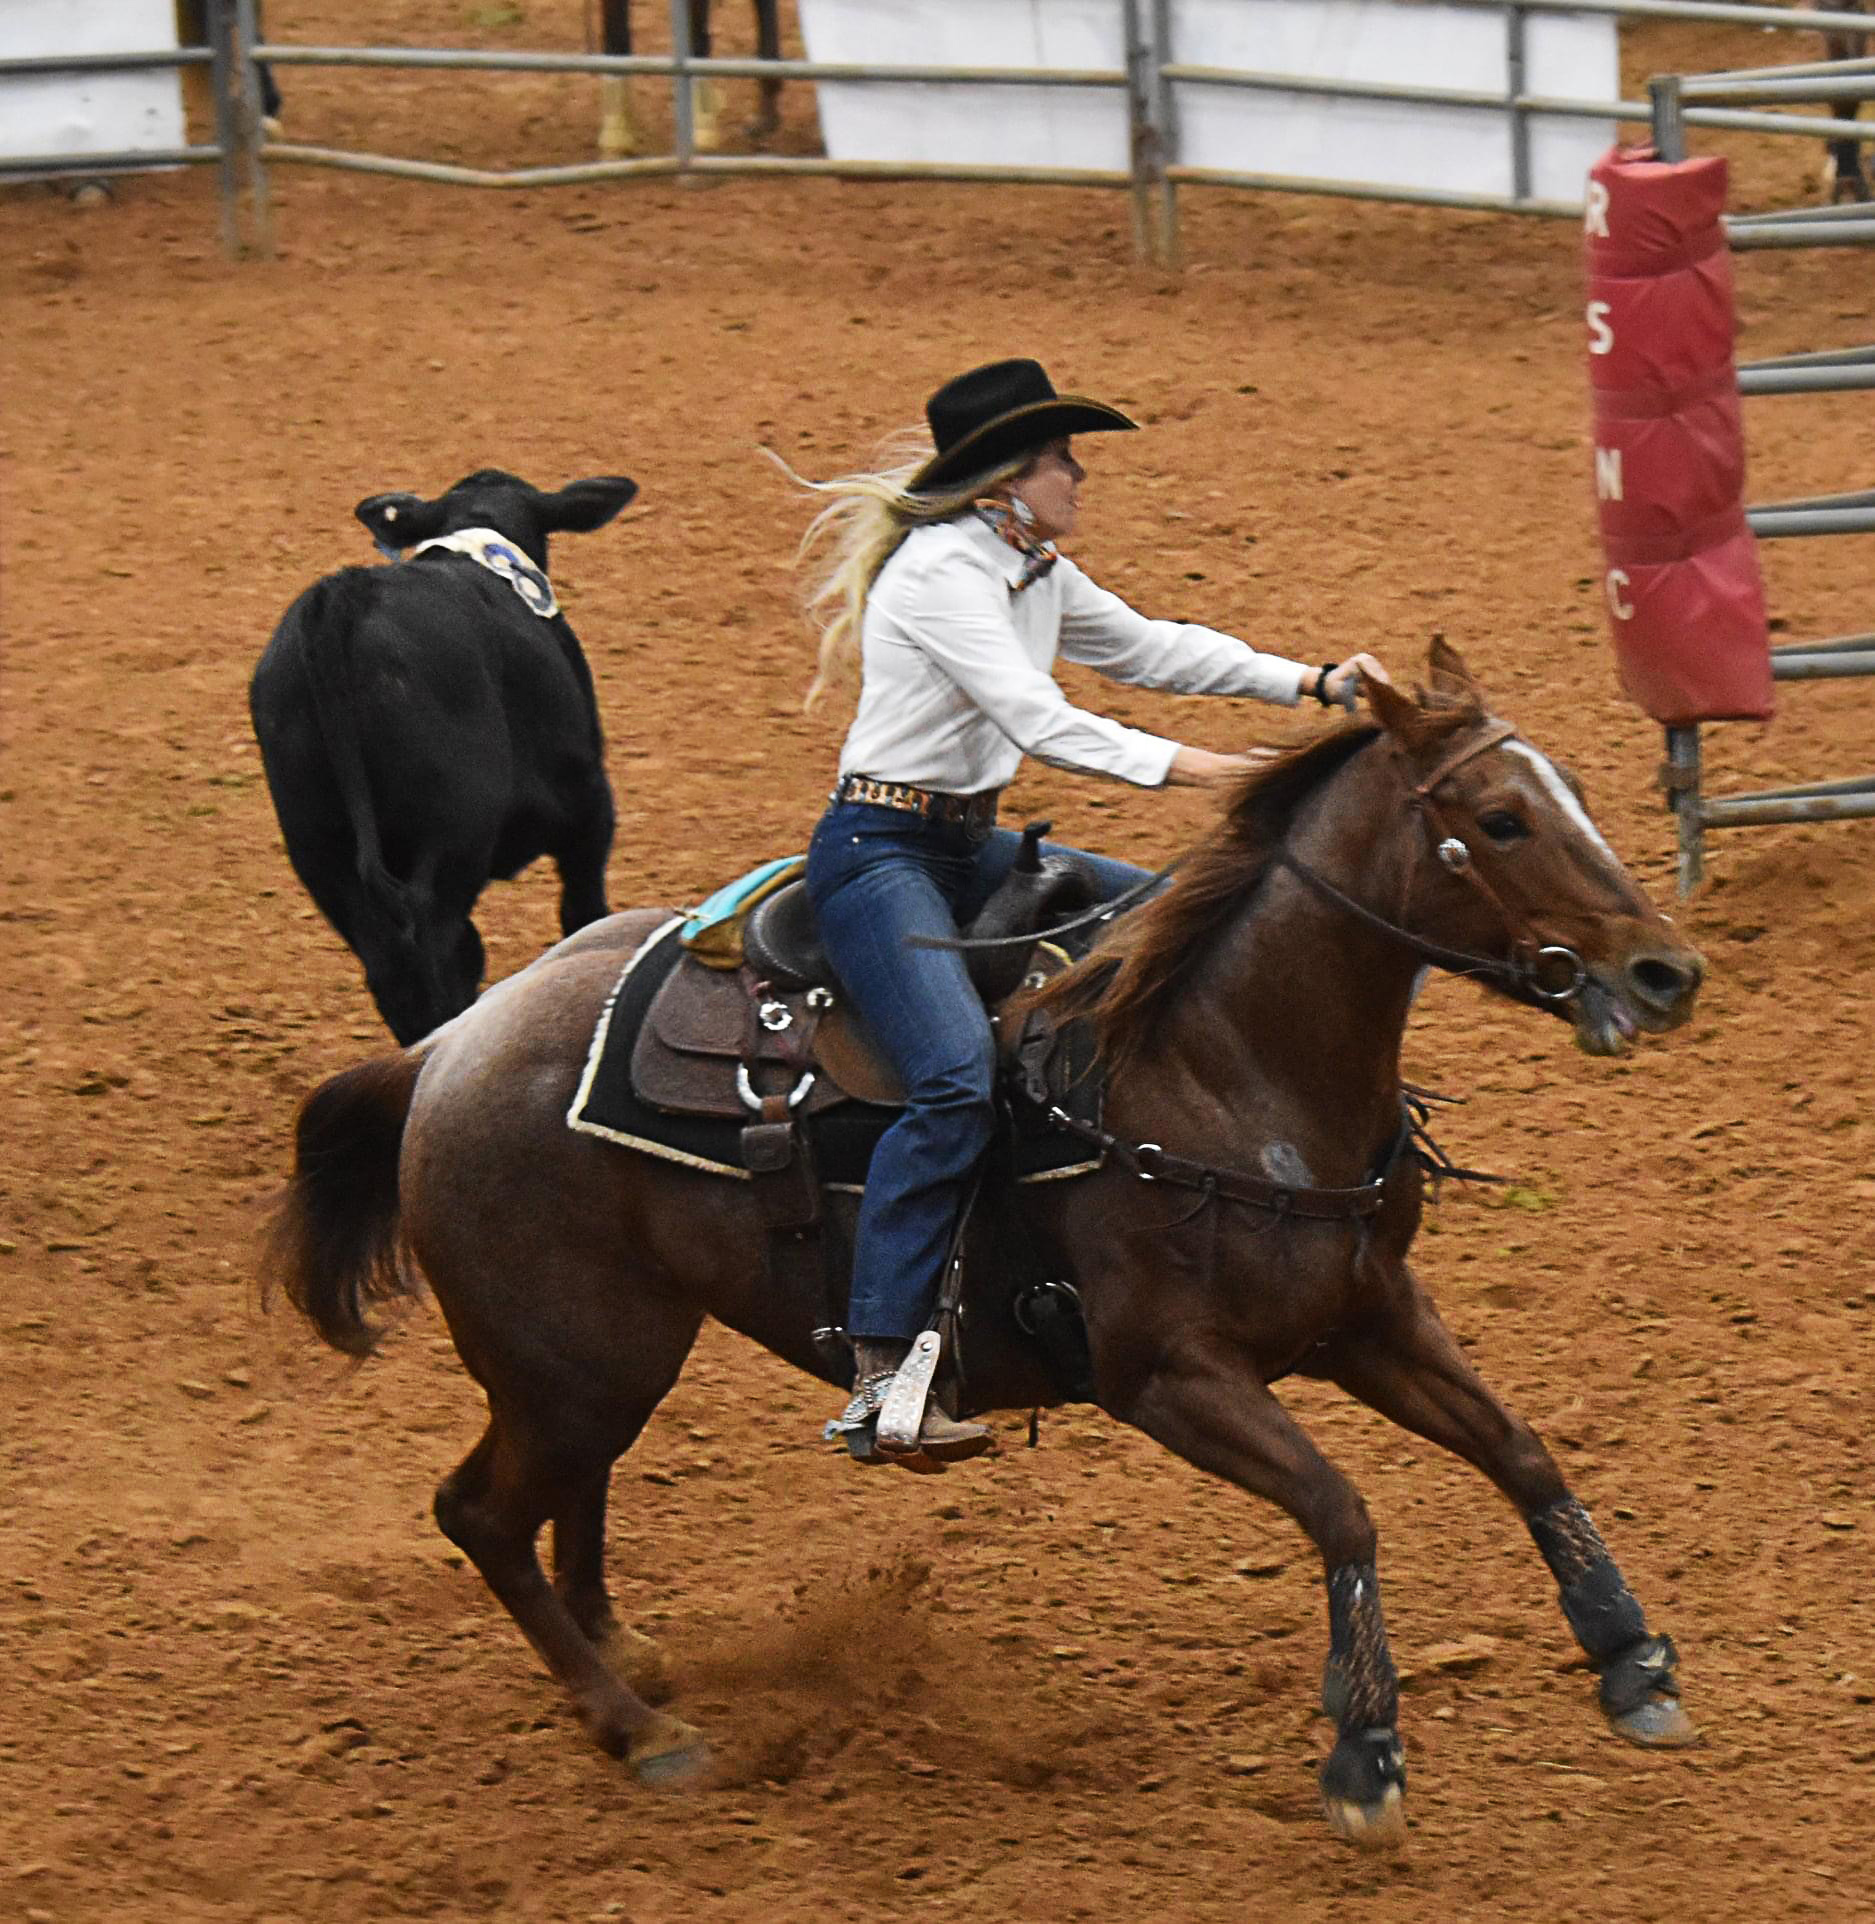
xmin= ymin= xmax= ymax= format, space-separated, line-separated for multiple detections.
xmin=1045 ymin=1106 xmax=1396 ymax=1220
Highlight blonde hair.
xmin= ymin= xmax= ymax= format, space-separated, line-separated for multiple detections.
xmin=771 ymin=430 xmax=1034 ymax=709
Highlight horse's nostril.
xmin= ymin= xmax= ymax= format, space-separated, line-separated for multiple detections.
xmin=1629 ymin=953 xmax=1702 ymax=1007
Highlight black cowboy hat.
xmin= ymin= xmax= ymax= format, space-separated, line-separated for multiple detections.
xmin=908 ymin=358 xmax=1136 ymax=495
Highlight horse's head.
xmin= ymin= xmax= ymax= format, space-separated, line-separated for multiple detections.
xmin=1364 ymin=639 xmax=1703 ymax=1056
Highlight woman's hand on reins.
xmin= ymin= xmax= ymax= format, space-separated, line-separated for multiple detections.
xmin=1327 ymin=653 xmax=1390 ymax=702
xmin=1167 ymin=745 xmax=1284 ymax=789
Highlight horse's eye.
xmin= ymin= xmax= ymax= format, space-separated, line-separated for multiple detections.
xmin=1478 ymin=809 xmax=1528 ymax=844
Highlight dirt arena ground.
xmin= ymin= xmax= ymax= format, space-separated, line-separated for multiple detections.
xmin=6 ymin=4 xmax=1875 ymax=1918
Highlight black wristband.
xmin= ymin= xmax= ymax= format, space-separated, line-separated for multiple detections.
xmin=1310 ymin=662 xmax=1339 ymax=707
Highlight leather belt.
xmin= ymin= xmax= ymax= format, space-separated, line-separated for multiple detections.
xmin=833 ymin=774 xmax=1001 ymax=837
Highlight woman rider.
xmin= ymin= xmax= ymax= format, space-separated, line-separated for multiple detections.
xmin=793 ymin=358 xmax=1386 ymax=1471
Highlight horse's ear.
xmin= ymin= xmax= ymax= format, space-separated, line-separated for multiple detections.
xmin=1426 ymin=633 xmax=1483 ymax=702
xmin=1364 ymin=670 xmax=1423 ymax=740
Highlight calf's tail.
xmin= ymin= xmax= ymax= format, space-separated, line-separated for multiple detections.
xmin=264 ymin=1050 xmax=425 ymax=1356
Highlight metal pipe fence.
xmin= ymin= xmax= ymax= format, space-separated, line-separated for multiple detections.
xmin=1646 ymin=71 xmax=1875 ymax=892
xmin=9 ymin=0 xmax=1875 ymax=257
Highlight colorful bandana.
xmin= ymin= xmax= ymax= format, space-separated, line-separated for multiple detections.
xmin=974 ymin=498 xmax=1059 ymax=594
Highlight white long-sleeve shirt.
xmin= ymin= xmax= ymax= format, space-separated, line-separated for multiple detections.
xmin=836 ymin=515 xmax=1312 ymax=793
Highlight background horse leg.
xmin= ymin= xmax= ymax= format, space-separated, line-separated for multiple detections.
xmin=1313 ymin=1272 xmax=1695 ymax=1749
xmin=750 ymin=0 xmax=782 ymax=142
xmin=690 ymin=0 xmax=726 ymax=151
xmin=1119 ymin=1356 xmax=1407 ymax=1846
xmin=1826 ymin=95 xmax=1870 ymax=203
xmin=1821 ymin=15 xmax=1871 ymax=202
xmin=597 ymin=0 xmax=640 ymax=157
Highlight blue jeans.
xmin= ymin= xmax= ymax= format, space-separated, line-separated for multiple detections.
xmin=806 ymin=801 xmax=1150 ymax=1342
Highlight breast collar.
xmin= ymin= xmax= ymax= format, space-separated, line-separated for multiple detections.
xmin=401 ymin=527 xmax=558 ymax=618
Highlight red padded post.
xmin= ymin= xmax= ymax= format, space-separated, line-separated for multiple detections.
xmin=1584 ymin=145 xmax=1772 ymax=724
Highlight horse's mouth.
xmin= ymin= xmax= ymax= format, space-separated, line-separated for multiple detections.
xmin=1569 ymin=972 xmax=1680 ymax=1057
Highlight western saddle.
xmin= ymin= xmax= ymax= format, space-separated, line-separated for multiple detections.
xmin=626 ymin=823 xmax=1101 ymax=1377
xmin=629 ymin=820 xmax=1096 ymax=1124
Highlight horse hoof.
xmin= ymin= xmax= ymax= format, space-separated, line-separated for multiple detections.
xmin=1609 ymin=1696 xmax=1698 ymax=1748
xmin=1319 ymin=1728 xmax=1407 ymax=1848
xmin=629 ymin=1714 xmax=711 ymax=1788
xmin=595 ymin=1623 xmax=673 ymax=1705
xmin=1323 ymin=1782 xmax=1406 ymax=1848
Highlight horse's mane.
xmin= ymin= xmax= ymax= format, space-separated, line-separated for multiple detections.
xmin=1033 ymin=708 xmax=1473 ymax=1068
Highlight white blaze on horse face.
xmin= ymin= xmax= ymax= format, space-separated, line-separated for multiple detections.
xmin=1503 ymin=742 xmax=1621 ymax=870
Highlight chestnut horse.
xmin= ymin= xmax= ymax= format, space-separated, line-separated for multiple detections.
xmin=264 ymin=644 xmax=1705 ymax=1846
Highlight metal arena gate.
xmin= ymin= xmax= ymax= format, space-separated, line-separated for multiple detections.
xmin=8 ymin=6 xmax=1875 ymax=897
xmin=1639 ymin=68 xmax=1875 ymax=894
xmin=8 ymin=0 xmax=1875 ymax=263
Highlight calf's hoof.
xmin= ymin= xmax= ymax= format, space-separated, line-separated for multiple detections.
xmin=628 ymin=1712 xmax=711 ymax=1788
xmin=1320 ymin=1727 xmax=1407 ymax=1848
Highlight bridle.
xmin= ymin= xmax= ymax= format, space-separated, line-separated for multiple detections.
xmin=914 ymin=713 xmax=1588 ymax=1006
xmin=1271 ymin=717 xmax=1588 ymax=1006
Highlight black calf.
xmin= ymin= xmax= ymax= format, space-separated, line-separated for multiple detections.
xmin=249 ymin=469 xmax=637 ymax=1044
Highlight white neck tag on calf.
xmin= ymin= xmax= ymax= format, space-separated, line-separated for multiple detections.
xmin=404 ymin=527 xmax=558 ymax=618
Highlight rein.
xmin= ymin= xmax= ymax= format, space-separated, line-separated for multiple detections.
xmin=905 ymin=860 xmax=1179 ymax=958
xmin=913 ymin=717 xmax=1585 ymax=1005
xmin=1024 ymin=714 xmax=1557 ymax=1227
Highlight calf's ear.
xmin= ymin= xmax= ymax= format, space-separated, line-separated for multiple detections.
xmin=355 ymin=491 xmax=445 ymax=550
xmin=540 ymin=476 xmax=639 ymax=533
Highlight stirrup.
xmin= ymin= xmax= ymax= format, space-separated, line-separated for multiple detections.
xmin=823 ymin=1369 xmax=944 ymax=1474
xmin=875 ymin=1329 xmax=943 ymax=1454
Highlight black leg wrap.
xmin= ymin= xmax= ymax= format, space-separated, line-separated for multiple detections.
xmin=1596 ymin=1632 xmax=1680 ymax=1718
xmin=1321 ymin=1562 xmax=1399 ymax=1731
xmin=1528 ymin=1497 xmax=1647 ymax=1663
xmin=1321 ymin=1726 xmax=1407 ymax=1807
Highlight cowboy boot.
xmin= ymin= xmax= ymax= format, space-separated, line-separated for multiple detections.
xmin=599 ymin=76 xmax=642 ymax=158
xmin=826 ymin=1340 xmax=991 ymax=1471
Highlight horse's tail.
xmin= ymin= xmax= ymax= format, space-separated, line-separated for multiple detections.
xmin=263 ymin=1049 xmax=425 ymax=1357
